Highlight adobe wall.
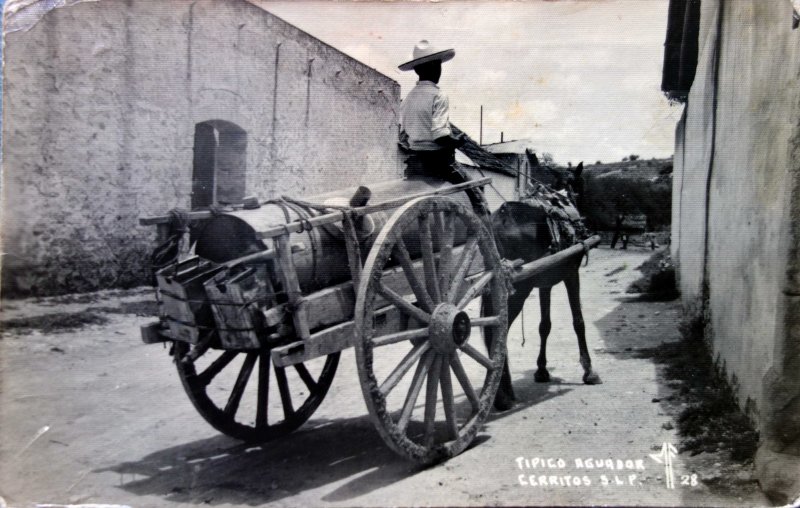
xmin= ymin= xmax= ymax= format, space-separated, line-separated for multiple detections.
xmin=673 ymin=0 xmax=800 ymax=501
xmin=1 ymin=0 xmax=403 ymax=295
xmin=671 ymin=0 xmax=721 ymax=318
xmin=706 ymin=0 xmax=798 ymax=418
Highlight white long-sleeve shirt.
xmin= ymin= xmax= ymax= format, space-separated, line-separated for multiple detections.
xmin=399 ymin=80 xmax=452 ymax=151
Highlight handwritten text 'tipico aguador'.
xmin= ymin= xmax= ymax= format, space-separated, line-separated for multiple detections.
xmin=516 ymin=456 xmax=646 ymax=487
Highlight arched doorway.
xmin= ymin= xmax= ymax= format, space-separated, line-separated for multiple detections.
xmin=192 ymin=120 xmax=247 ymax=209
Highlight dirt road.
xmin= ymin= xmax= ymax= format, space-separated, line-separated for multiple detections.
xmin=0 ymin=247 xmax=770 ymax=507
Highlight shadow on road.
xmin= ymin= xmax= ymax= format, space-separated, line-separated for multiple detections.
xmin=97 ymin=377 xmax=573 ymax=506
xmin=591 ymin=292 xmax=762 ymax=504
xmin=98 ymin=413 xmax=416 ymax=506
xmin=486 ymin=368 xmax=577 ymax=421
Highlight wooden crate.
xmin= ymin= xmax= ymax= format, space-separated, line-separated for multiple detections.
xmin=155 ymin=257 xmax=226 ymax=344
xmin=205 ymin=266 xmax=269 ymax=350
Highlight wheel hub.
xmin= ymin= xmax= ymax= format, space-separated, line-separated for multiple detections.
xmin=429 ymin=303 xmax=471 ymax=353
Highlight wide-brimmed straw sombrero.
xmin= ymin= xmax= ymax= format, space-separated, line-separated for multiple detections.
xmin=398 ymin=40 xmax=455 ymax=71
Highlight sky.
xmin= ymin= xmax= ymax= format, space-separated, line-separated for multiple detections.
xmin=263 ymin=0 xmax=680 ymax=165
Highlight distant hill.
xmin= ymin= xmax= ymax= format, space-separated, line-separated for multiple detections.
xmin=580 ymin=157 xmax=673 ymax=231
xmin=584 ymin=157 xmax=673 ymax=182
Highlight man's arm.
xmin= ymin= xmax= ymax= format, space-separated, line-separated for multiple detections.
xmin=431 ymin=92 xmax=465 ymax=149
xmin=434 ymin=132 xmax=466 ymax=149
xmin=398 ymin=128 xmax=411 ymax=150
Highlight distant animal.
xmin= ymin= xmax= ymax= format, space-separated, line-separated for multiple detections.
xmin=486 ymin=198 xmax=601 ymax=411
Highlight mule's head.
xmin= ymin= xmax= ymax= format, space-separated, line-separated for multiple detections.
xmin=490 ymin=201 xmax=553 ymax=263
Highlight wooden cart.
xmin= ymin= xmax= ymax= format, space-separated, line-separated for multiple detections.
xmin=140 ymin=177 xmax=598 ymax=463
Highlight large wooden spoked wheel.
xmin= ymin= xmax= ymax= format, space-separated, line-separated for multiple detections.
xmin=174 ymin=341 xmax=339 ymax=442
xmin=354 ymin=196 xmax=508 ymax=463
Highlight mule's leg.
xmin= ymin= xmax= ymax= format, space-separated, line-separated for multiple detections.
xmin=482 ymin=296 xmax=516 ymax=411
xmin=485 ymin=316 xmax=515 ymax=411
xmin=564 ymin=270 xmax=601 ymax=384
xmin=534 ymin=287 xmax=552 ymax=383
xmin=488 ymin=279 xmax=535 ymax=410
xmin=494 ymin=350 xmax=516 ymax=411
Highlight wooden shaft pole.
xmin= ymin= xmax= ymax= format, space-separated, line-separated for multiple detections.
xmin=512 ymin=235 xmax=601 ymax=283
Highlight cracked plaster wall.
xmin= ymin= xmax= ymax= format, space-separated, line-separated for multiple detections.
xmin=1 ymin=0 xmax=403 ymax=295
xmin=673 ymin=0 xmax=800 ymax=502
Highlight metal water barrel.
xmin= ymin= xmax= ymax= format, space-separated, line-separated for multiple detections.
xmin=192 ymin=177 xmax=473 ymax=293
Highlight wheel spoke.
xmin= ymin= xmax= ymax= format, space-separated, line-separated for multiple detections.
xmin=436 ymin=212 xmax=456 ymax=296
xmin=379 ymin=341 xmax=431 ymax=397
xmin=274 ymin=365 xmax=295 ymax=420
xmin=471 ymin=316 xmax=502 ymax=327
xmin=418 ymin=214 xmax=441 ymax=304
xmin=377 ymin=282 xmax=431 ymax=324
xmin=460 ymin=343 xmax=495 ymax=370
xmin=224 ymin=352 xmax=258 ymax=417
xmin=176 ymin=343 xmax=340 ymax=442
xmin=393 ymin=238 xmax=435 ymax=312
xmin=456 ymin=272 xmax=494 ymax=310
xmin=397 ymin=350 xmax=434 ymax=434
xmin=423 ymin=354 xmax=443 ymax=448
xmin=440 ymin=355 xmax=459 ymax=440
xmin=294 ymin=363 xmax=318 ymax=392
xmin=372 ymin=327 xmax=428 ymax=348
xmin=450 ymin=354 xmax=480 ymax=413
xmin=198 ymin=351 xmax=238 ymax=387
xmin=354 ymin=197 xmax=509 ymax=462
xmin=256 ymin=351 xmax=270 ymax=428
xmin=445 ymin=237 xmax=479 ymax=304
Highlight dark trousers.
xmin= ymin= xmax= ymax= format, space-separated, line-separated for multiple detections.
xmin=404 ymin=149 xmax=488 ymax=215
xmin=610 ymin=230 xmax=628 ymax=249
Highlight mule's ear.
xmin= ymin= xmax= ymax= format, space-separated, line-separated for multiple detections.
xmin=574 ymin=162 xmax=583 ymax=176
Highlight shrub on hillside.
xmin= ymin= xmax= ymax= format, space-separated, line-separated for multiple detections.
xmin=580 ymin=169 xmax=671 ymax=231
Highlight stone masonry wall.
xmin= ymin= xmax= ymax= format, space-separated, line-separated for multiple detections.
xmin=1 ymin=0 xmax=403 ymax=295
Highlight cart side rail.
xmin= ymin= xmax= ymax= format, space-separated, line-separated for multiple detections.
xmin=139 ymin=178 xmax=491 ymax=240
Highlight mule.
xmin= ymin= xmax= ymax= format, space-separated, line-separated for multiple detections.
xmin=487 ymin=200 xmax=601 ymax=411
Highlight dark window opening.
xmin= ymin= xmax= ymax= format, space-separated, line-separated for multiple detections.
xmin=192 ymin=120 xmax=247 ymax=209
xmin=661 ymin=0 xmax=702 ymax=102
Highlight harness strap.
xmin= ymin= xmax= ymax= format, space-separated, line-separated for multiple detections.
xmin=264 ymin=198 xmax=322 ymax=288
xmin=280 ymin=195 xmax=368 ymax=291
xmin=278 ymin=199 xmax=320 ymax=284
